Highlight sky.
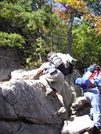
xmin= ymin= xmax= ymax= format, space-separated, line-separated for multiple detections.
xmin=48 ymin=0 xmax=67 ymax=12
xmin=49 ymin=0 xmax=101 ymax=16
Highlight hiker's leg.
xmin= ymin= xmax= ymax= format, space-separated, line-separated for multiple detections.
xmin=84 ymin=88 xmax=101 ymax=130
xmin=93 ymin=109 xmax=101 ymax=133
xmin=39 ymin=75 xmax=53 ymax=96
xmin=39 ymin=75 xmax=48 ymax=86
xmin=39 ymin=71 xmax=62 ymax=97
xmin=54 ymin=92 xmax=66 ymax=115
xmin=91 ymin=99 xmax=101 ymax=130
xmin=56 ymin=93 xmax=65 ymax=107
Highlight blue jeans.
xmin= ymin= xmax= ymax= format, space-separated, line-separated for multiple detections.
xmin=84 ymin=88 xmax=101 ymax=129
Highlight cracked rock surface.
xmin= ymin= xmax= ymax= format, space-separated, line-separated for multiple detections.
xmin=0 ymin=68 xmax=82 ymax=134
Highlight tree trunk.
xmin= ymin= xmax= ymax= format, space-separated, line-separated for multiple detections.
xmin=67 ymin=13 xmax=74 ymax=55
xmin=50 ymin=0 xmax=53 ymax=51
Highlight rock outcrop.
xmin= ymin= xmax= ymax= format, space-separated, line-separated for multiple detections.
xmin=0 ymin=68 xmax=82 ymax=134
xmin=0 ymin=46 xmax=23 ymax=81
xmin=0 ymin=47 xmax=92 ymax=134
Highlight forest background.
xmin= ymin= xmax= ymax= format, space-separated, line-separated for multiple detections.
xmin=0 ymin=0 xmax=101 ymax=71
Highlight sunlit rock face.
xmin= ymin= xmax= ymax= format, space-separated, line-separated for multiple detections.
xmin=0 ymin=46 xmax=82 ymax=133
xmin=0 ymin=68 xmax=82 ymax=134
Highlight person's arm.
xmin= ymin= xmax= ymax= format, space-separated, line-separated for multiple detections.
xmin=40 ymin=62 xmax=55 ymax=70
xmin=34 ymin=62 xmax=55 ymax=76
xmin=33 ymin=68 xmax=43 ymax=80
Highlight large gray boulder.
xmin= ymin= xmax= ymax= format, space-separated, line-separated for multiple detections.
xmin=0 ymin=47 xmax=87 ymax=133
xmin=0 ymin=68 xmax=82 ymax=134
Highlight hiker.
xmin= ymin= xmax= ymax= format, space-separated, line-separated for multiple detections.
xmin=74 ymin=64 xmax=101 ymax=90
xmin=34 ymin=52 xmax=77 ymax=115
xmin=74 ymin=64 xmax=101 ymax=134
xmin=35 ymin=61 xmax=66 ymax=116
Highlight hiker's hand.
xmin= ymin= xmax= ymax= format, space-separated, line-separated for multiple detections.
xmin=36 ymin=69 xmax=43 ymax=75
xmin=33 ymin=69 xmax=43 ymax=80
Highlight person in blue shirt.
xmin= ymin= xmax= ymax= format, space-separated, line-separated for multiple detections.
xmin=74 ymin=76 xmax=101 ymax=134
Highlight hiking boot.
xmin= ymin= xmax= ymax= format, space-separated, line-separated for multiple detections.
xmin=53 ymin=106 xmax=66 ymax=116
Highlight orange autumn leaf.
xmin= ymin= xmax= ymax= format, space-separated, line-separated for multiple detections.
xmin=54 ymin=0 xmax=101 ymax=36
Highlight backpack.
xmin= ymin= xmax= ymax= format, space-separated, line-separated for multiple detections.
xmin=84 ymin=64 xmax=101 ymax=88
xmin=89 ymin=70 xmax=100 ymax=88
xmin=47 ymin=52 xmax=73 ymax=76
xmin=74 ymin=71 xmax=101 ymax=90
xmin=47 ymin=52 xmax=63 ymax=68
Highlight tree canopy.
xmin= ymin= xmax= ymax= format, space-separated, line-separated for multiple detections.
xmin=53 ymin=0 xmax=101 ymax=69
xmin=0 ymin=0 xmax=101 ymax=70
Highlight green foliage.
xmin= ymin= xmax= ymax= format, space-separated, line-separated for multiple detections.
xmin=0 ymin=32 xmax=25 ymax=48
xmin=72 ymin=19 xmax=101 ymax=70
xmin=0 ymin=1 xmax=46 ymax=31
xmin=0 ymin=1 xmax=48 ymax=68
xmin=44 ymin=10 xmax=68 ymax=52
xmin=25 ymin=37 xmax=48 ymax=68
xmin=0 ymin=0 xmax=101 ymax=71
